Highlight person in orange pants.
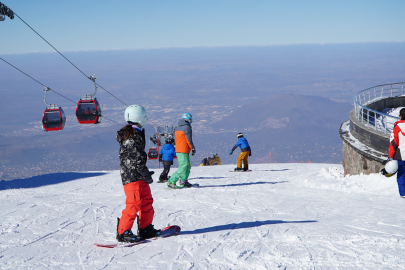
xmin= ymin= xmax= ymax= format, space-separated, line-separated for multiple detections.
xmin=116 ymin=105 xmax=161 ymax=243
xmin=230 ymin=133 xmax=252 ymax=171
xmin=119 ymin=180 xmax=154 ymax=236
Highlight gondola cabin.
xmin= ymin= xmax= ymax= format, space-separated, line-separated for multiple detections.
xmin=42 ymin=107 xmax=66 ymax=132
xmin=148 ymin=148 xmax=159 ymax=160
xmin=76 ymin=98 xmax=101 ymax=124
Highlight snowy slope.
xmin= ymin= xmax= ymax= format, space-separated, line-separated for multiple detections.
xmin=1 ymin=163 xmax=404 ymax=269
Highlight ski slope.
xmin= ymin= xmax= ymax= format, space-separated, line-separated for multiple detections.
xmin=1 ymin=163 xmax=404 ymax=269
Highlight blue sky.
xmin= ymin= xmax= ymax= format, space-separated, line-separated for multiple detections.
xmin=1 ymin=0 xmax=405 ymax=54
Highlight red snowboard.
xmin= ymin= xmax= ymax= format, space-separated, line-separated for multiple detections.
xmin=94 ymin=225 xmax=181 ymax=248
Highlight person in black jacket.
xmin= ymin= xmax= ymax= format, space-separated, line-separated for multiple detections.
xmin=116 ymin=105 xmax=161 ymax=243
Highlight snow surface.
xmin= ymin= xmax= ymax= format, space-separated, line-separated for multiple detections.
xmin=1 ymin=163 xmax=405 ymax=269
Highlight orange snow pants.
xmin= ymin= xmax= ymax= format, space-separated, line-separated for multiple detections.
xmin=237 ymin=151 xmax=249 ymax=169
xmin=118 ymin=180 xmax=154 ymax=235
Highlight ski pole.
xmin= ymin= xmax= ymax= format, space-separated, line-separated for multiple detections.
xmin=190 ymin=154 xmax=192 ymax=169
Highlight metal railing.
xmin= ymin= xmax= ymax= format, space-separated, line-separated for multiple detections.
xmin=354 ymin=82 xmax=405 ymax=134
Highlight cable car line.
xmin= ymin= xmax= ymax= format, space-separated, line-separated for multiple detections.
xmin=147 ymin=118 xmax=163 ymax=128
xmin=13 ymin=12 xmax=128 ymax=107
xmin=95 ymin=82 xmax=128 ymax=107
xmin=0 ymin=57 xmax=77 ymax=104
xmin=14 ymin=13 xmax=89 ymax=80
xmin=0 ymin=57 xmax=124 ymax=127
xmin=2 ymin=4 xmax=147 ymax=129
xmin=101 ymin=116 xmax=122 ymax=126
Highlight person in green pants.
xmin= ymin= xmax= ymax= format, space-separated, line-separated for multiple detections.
xmin=168 ymin=113 xmax=195 ymax=188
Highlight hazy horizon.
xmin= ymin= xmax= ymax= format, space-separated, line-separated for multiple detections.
xmin=1 ymin=43 xmax=404 ymax=180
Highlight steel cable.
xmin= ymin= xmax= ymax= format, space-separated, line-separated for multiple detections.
xmin=1 ymin=57 xmax=125 ymax=127
xmin=14 ymin=13 xmax=128 ymax=107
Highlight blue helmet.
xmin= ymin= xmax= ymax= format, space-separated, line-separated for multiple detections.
xmin=182 ymin=113 xmax=193 ymax=123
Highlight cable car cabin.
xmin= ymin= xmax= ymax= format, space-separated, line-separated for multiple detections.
xmin=148 ymin=148 xmax=159 ymax=160
xmin=42 ymin=108 xmax=66 ymax=132
xmin=76 ymin=98 xmax=101 ymax=124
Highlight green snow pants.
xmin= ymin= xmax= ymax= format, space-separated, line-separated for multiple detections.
xmin=168 ymin=153 xmax=191 ymax=185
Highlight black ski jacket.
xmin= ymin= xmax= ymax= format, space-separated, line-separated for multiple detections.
xmin=116 ymin=128 xmax=149 ymax=185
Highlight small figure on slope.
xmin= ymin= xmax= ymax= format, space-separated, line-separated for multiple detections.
xmin=229 ymin=133 xmax=252 ymax=171
xmin=116 ymin=105 xmax=161 ymax=243
xmin=386 ymin=108 xmax=405 ymax=198
xmin=167 ymin=113 xmax=196 ymax=188
xmin=158 ymin=137 xmax=176 ymax=183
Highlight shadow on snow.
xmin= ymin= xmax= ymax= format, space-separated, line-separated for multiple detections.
xmin=0 ymin=172 xmax=107 ymax=190
xmin=181 ymin=220 xmax=317 ymax=235
xmin=194 ymin=181 xmax=288 ymax=188
xmin=188 ymin=177 xmax=227 ymax=180
xmin=253 ymin=169 xmax=291 ymax=172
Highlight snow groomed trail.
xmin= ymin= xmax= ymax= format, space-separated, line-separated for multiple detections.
xmin=1 ymin=163 xmax=405 ymax=269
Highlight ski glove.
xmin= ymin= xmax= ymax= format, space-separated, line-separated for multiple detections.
xmin=159 ymin=155 xmax=163 ymax=162
xmin=191 ymin=149 xmax=196 ymax=156
xmin=382 ymin=158 xmax=394 ymax=165
xmin=141 ymin=170 xmax=155 ymax=184
xmin=229 ymin=151 xmax=233 ymax=155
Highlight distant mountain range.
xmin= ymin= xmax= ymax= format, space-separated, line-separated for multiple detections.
xmin=212 ymin=94 xmax=351 ymax=131
xmin=202 ymin=94 xmax=352 ymax=165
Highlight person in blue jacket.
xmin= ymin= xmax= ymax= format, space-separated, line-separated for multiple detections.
xmin=158 ymin=137 xmax=177 ymax=183
xmin=230 ymin=133 xmax=251 ymax=171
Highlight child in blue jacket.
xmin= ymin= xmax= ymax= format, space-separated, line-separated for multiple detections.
xmin=158 ymin=138 xmax=177 ymax=183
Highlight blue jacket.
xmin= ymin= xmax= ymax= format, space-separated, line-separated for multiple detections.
xmin=160 ymin=143 xmax=176 ymax=161
xmin=232 ymin=137 xmax=251 ymax=153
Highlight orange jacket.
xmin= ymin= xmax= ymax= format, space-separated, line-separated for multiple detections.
xmin=175 ymin=119 xmax=195 ymax=153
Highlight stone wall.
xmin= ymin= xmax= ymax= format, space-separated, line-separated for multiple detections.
xmin=340 ymin=121 xmax=386 ymax=176
xmin=341 ymin=139 xmax=384 ymax=176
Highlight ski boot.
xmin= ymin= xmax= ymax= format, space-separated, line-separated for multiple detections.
xmin=116 ymin=218 xmax=143 ymax=243
xmin=180 ymin=181 xmax=193 ymax=188
xmin=138 ymin=224 xmax=161 ymax=239
xmin=158 ymin=174 xmax=168 ymax=183
xmin=243 ymin=165 xmax=249 ymax=171
xmin=234 ymin=167 xmax=243 ymax=172
xmin=167 ymin=182 xmax=179 ymax=189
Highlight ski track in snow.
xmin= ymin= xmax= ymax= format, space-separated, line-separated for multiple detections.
xmin=1 ymin=164 xmax=405 ymax=269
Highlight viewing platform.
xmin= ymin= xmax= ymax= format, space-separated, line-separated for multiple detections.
xmin=340 ymin=83 xmax=405 ymax=175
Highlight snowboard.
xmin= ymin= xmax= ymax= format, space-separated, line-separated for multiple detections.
xmin=94 ymin=225 xmax=181 ymax=248
xmin=229 ymin=170 xmax=252 ymax=172
xmin=167 ymin=183 xmax=199 ymax=189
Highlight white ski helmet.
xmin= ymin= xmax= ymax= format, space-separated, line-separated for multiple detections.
xmin=381 ymin=160 xmax=398 ymax=177
xmin=124 ymin=105 xmax=147 ymax=127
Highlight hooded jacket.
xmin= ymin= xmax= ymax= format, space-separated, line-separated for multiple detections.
xmin=160 ymin=143 xmax=176 ymax=161
xmin=116 ymin=128 xmax=149 ymax=185
xmin=174 ymin=119 xmax=195 ymax=154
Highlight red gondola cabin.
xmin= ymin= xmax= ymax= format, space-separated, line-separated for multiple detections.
xmin=148 ymin=148 xmax=159 ymax=160
xmin=42 ymin=107 xmax=66 ymax=132
xmin=76 ymin=98 xmax=101 ymax=124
